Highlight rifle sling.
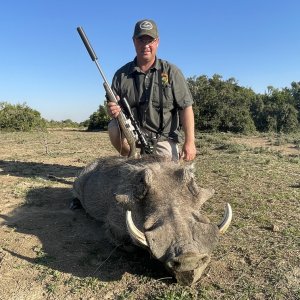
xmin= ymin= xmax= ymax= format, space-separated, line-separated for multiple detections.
xmin=132 ymin=65 xmax=165 ymax=137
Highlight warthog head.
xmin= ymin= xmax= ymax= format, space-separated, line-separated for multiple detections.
xmin=111 ymin=156 xmax=232 ymax=285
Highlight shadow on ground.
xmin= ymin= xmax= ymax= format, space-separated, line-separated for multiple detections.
xmin=1 ymin=161 xmax=170 ymax=282
xmin=0 ymin=160 xmax=81 ymax=184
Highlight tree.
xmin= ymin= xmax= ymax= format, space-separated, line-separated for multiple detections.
xmin=187 ymin=75 xmax=256 ymax=133
xmin=87 ymin=103 xmax=110 ymax=130
xmin=257 ymin=87 xmax=299 ymax=133
xmin=289 ymin=81 xmax=300 ymax=123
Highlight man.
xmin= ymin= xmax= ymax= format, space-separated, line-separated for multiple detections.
xmin=107 ymin=19 xmax=196 ymax=161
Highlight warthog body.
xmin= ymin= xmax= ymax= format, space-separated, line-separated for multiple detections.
xmin=73 ymin=155 xmax=231 ymax=285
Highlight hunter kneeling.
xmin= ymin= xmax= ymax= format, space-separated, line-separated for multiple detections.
xmin=107 ymin=19 xmax=196 ymax=161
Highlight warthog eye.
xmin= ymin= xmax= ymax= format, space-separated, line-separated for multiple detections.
xmin=191 ymin=212 xmax=210 ymax=224
xmin=144 ymin=218 xmax=163 ymax=231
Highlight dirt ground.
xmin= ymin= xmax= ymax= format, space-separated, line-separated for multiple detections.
xmin=231 ymin=135 xmax=300 ymax=155
xmin=0 ymin=130 xmax=299 ymax=300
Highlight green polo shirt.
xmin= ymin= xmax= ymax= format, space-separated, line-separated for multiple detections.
xmin=111 ymin=57 xmax=193 ymax=142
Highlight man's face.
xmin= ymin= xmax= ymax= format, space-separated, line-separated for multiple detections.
xmin=133 ymin=34 xmax=159 ymax=63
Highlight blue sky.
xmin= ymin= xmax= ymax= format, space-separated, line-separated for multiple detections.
xmin=1 ymin=1 xmax=300 ymax=122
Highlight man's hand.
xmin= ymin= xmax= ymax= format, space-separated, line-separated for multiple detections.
xmin=180 ymin=141 xmax=197 ymax=161
xmin=107 ymin=101 xmax=121 ymax=118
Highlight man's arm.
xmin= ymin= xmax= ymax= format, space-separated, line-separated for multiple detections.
xmin=179 ymin=106 xmax=197 ymax=161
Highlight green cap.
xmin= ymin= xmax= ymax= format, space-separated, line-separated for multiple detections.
xmin=133 ymin=19 xmax=159 ymax=39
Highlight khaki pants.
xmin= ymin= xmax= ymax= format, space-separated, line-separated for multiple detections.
xmin=108 ymin=119 xmax=179 ymax=161
xmin=153 ymin=140 xmax=179 ymax=161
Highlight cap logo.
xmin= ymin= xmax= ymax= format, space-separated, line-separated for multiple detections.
xmin=140 ymin=21 xmax=153 ymax=30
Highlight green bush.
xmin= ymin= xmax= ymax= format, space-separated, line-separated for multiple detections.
xmin=0 ymin=102 xmax=46 ymax=131
xmin=46 ymin=119 xmax=81 ymax=129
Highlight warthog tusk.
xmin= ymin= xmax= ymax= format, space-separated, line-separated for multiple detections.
xmin=218 ymin=203 xmax=232 ymax=234
xmin=126 ymin=211 xmax=149 ymax=247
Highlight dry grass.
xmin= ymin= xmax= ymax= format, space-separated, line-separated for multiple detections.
xmin=0 ymin=130 xmax=299 ymax=300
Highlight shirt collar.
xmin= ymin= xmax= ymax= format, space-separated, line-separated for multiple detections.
xmin=129 ymin=57 xmax=160 ymax=74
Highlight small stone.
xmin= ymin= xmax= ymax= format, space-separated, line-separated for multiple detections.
xmin=271 ymin=224 xmax=280 ymax=232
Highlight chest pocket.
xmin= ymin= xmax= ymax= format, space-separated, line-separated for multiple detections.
xmin=152 ymin=81 xmax=174 ymax=111
xmin=162 ymin=84 xmax=174 ymax=109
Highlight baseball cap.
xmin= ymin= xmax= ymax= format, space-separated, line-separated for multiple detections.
xmin=133 ymin=19 xmax=159 ymax=39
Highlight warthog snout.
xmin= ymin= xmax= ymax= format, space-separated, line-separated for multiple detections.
xmin=166 ymin=252 xmax=210 ymax=272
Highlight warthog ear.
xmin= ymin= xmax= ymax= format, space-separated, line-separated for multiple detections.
xmin=114 ymin=167 xmax=154 ymax=209
xmin=175 ymin=163 xmax=195 ymax=183
xmin=176 ymin=164 xmax=199 ymax=196
xmin=176 ymin=164 xmax=215 ymax=207
xmin=134 ymin=168 xmax=153 ymax=199
xmin=196 ymin=187 xmax=215 ymax=207
xmin=183 ymin=163 xmax=195 ymax=182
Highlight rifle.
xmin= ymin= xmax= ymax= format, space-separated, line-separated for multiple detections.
xmin=118 ymin=98 xmax=153 ymax=154
xmin=77 ymin=26 xmax=152 ymax=156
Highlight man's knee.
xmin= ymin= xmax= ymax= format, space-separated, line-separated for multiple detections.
xmin=108 ymin=119 xmax=120 ymax=147
xmin=108 ymin=119 xmax=130 ymax=156
xmin=155 ymin=140 xmax=179 ymax=161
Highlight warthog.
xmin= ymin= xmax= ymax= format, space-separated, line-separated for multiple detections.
xmin=73 ymin=155 xmax=232 ymax=285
